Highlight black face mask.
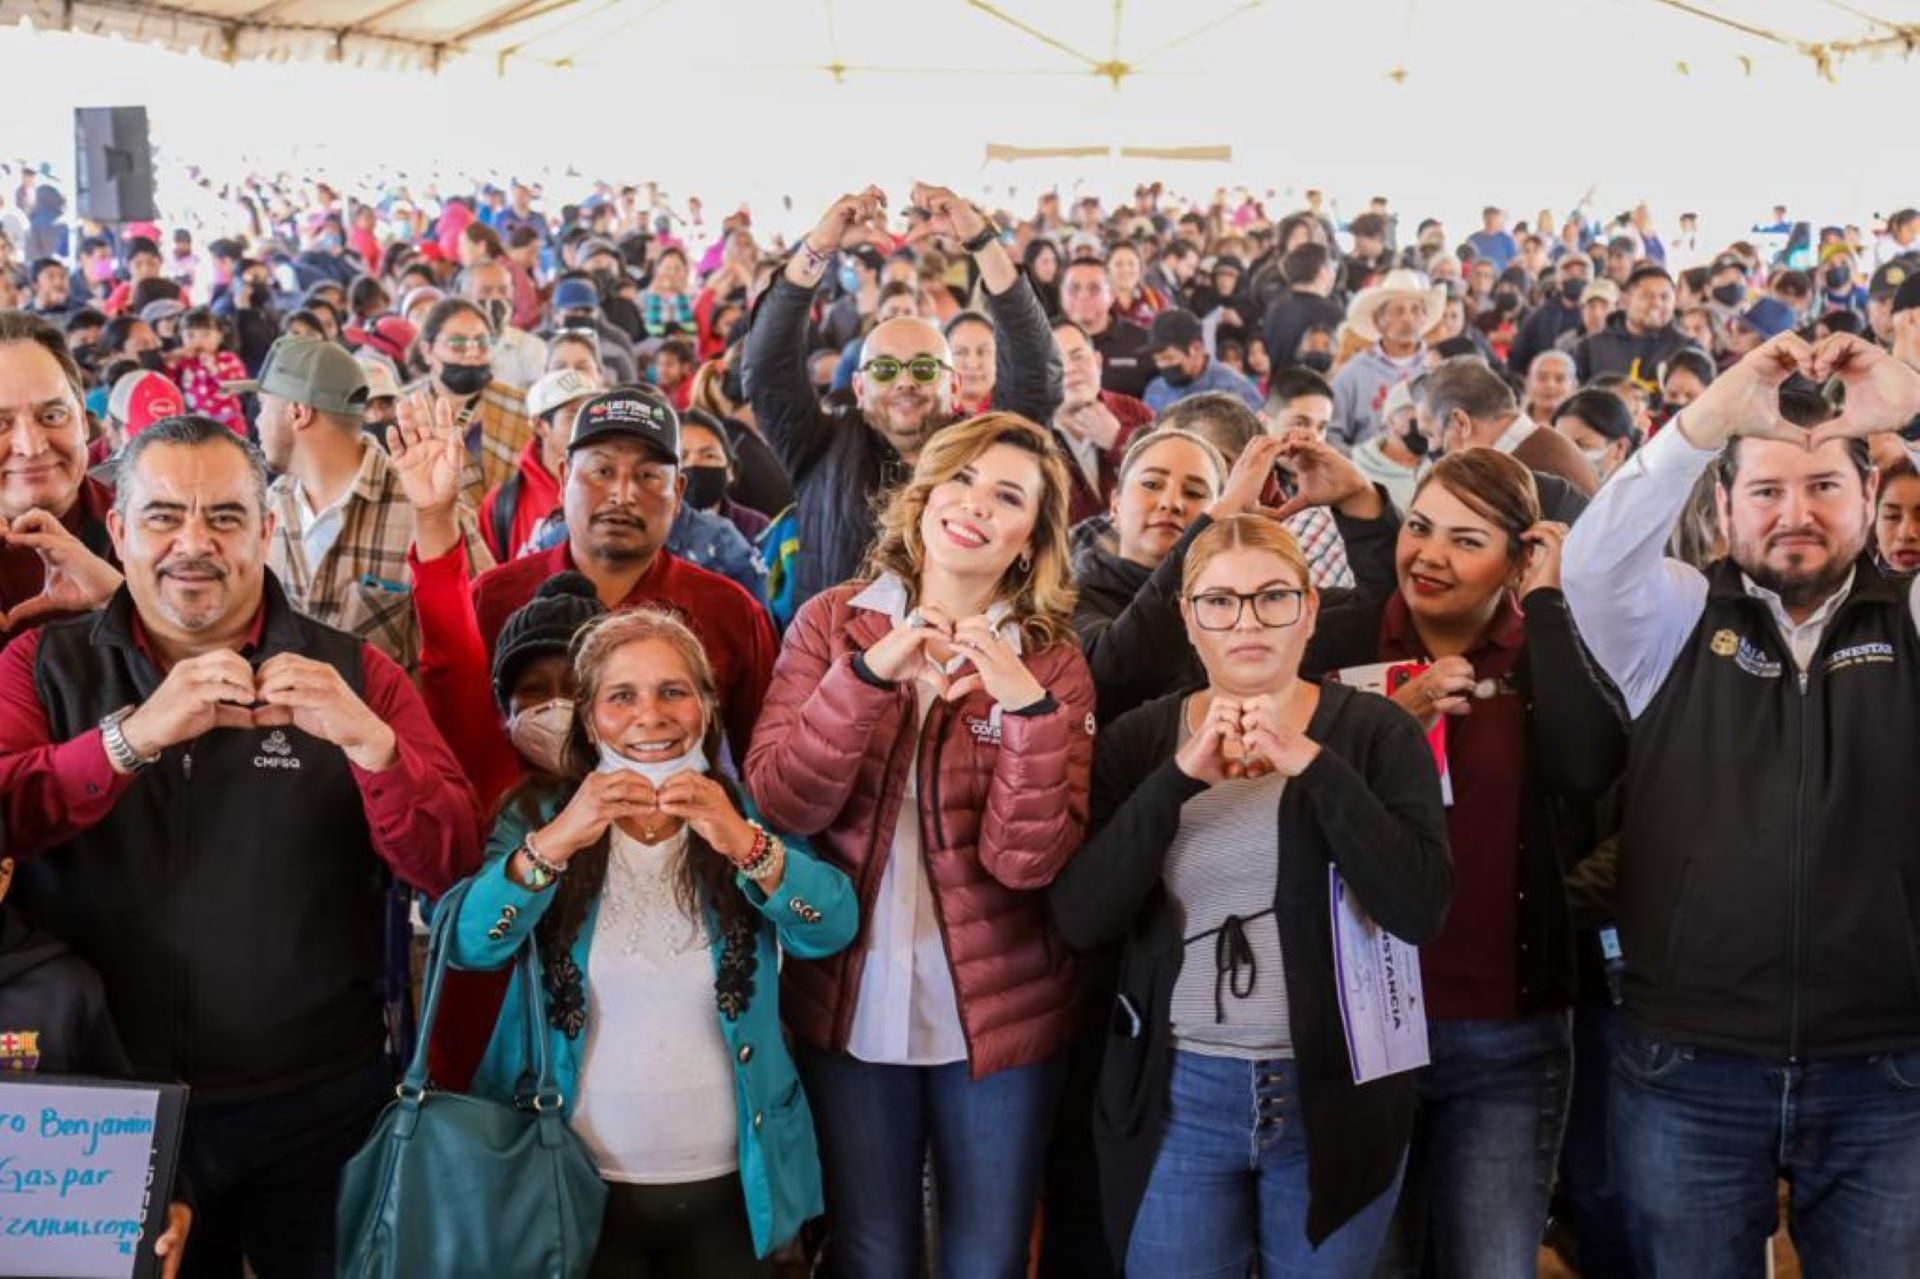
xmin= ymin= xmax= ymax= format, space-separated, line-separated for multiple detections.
xmin=560 ymin=309 xmax=598 ymax=331
xmin=136 ymin=350 xmax=166 ymax=371
xmin=480 ymin=298 xmax=510 ymax=334
xmin=1825 ymin=264 xmax=1852 ymax=292
xmin=248 ymin=282 xmax=273 ymax=307
xmin=438 ymin=362 xmax=492 ymax=396
xmin=1493 ymin=290 xmax=1522 ymax=313
xmin=1159 ymin=363 xmax=1196 ymax=389
xmin=1712 ymin=283 xmax=1746 ymax=308
xmin=682 ymin=465 xmax=730 ymax=510
xmin=1401 ymin=425 xmax=1431 ymax=457
xmin=1299 ymin=351 xmax=1335 ymax=374
xmin=1561 ymin=279 xmax=1585 ymax=304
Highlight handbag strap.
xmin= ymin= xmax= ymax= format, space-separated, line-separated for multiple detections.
xmin=400 ymin=876 xmax=562 ymax=1109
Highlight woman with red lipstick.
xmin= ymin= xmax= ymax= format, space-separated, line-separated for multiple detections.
xmin=1052 ymin=514 xmax=1453 ymax=1275
xmin=1875 ymin=458 xmax=1920 ymax=580
xmin=745 ymin=412 xmax=1095 ymax=1278
xmin=1305 ymin=449 xmax=1626 ymax=1279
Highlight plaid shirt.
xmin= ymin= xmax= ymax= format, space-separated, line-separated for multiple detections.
xmin=1287 ymin=506 xmax=1355 ymax=590
xmin=267 ymin=440 xmax=494 ymax=672
xmin=403 ymin=377 xmax=533 ymax=512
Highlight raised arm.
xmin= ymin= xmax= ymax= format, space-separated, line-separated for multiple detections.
xmin=748 ymin=189 xmax=892 ymax=480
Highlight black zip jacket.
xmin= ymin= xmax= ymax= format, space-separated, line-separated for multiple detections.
xmin=1304 ymin=588 xmax=1627 ymax=1014
xmin=1621 ymin=556 xmax=1920 ymax=1060
xmin=14 ymin=578 xmax=393 ymax=1102
xmin=1049 ymin=681 xmax=1453 ymax=1253
xmin=744 ymin=264 xmax=1061 ymax=610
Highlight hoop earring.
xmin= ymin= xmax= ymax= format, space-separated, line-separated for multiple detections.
xmin=1018 ymin=552 xmax=1033 ymax=573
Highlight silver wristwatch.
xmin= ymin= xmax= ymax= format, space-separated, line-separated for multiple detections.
xmin=100 ymin=706 xmax=155 ymax=774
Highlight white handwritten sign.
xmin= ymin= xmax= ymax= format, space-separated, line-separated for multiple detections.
xmin=0 ymin=1077 xmax=183 ymax=1279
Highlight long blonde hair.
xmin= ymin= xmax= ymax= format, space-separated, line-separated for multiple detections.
xmin=862 ymin=411 xmax=1077 ymax=649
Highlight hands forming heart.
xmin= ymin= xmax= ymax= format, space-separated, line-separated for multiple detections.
xmin=1679 ymin=332 xmax=1920 ymax=453
xmin=0 ymin=508 xmax=125 ymax=633
xmin=862 ymin=604 xmax=1047 ymax=710
xmin=1176 ymin=692 xmax=1322 ymax=785
xmin=116 ymin=650 xmax=397 ymax=772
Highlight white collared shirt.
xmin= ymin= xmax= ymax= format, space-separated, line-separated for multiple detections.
xmin=1491 ymin=414 xmax=1539 ymax=456
xmin=841 ymin=573 xmax=1023 ymax=1066
xmin=296 ymin=480 xmax=353 ymax=570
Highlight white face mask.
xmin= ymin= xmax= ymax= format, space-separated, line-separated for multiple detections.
xmin=1582 ymin=445 xmax=1611 ymax=473
xmin=596 ymin=739 xmax=709 ymax=785
xmin=506 ymin=699 xmax=573 ymax=775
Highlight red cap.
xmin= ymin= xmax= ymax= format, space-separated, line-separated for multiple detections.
xmin=107 ymin=370 xmax=186 ymax=438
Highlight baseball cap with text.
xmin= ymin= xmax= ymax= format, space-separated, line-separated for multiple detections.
xmin=568 ymin=386 xmax=680 ymax=462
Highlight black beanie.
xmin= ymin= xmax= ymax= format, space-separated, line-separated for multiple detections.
xmin=491 ymin=571 xmax=604 ymax=712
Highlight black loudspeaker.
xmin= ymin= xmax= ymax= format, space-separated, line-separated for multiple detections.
xmin=74 ymin=106 xmax=157 ymax=224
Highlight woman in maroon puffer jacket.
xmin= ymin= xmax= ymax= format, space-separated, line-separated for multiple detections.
xmin=747 ymin=411 xmax=1095 ymax=1279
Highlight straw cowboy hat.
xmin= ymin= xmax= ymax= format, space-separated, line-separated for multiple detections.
xmin=1346 ymin=268 xmax=1448 ymax=344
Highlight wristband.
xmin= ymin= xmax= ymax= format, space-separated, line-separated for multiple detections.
xmin=739 ymin=823 xmax=783 ymax=881
xmin=798 ymin=240 xmax=834 ymax=275
xmin=522 ymin=832 xmax=568 ymax=882
xmin=961 ymin=220 xmax=1000 ymax=255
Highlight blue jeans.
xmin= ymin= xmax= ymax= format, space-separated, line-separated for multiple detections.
xmin=1374 ymin=1011 xmax=1574 ymax=1279
xmin=1126 ymin=1052 xmax=1402 ymax=1277
xmin=1611 ymin=1030 xmax=1920 ymax=1278
xmin=796 ymin=1046 xmax=1065 ymax=1279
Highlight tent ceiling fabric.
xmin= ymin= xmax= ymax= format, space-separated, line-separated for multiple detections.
xmin=2 ymin=0 xmax=1917 ymax=76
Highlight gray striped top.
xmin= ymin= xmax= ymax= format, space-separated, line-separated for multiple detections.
xmin=1164 ymin=770 xmax=1293 ymax=1060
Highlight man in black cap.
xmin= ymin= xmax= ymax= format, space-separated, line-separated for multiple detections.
xmin=406 ymin=384 xmax=776 ymax=762
xmin=1142 ymin=308 xmax=1263 ymax=413
xmin=1869 ymin=259 xmax=1916 ymax=350
xmin=1573 ymin=264 xmax=1701 ymax=385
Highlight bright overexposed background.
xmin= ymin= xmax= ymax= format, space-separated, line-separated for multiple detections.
xmin=1 ymin=0 xmax=1917 ymax=247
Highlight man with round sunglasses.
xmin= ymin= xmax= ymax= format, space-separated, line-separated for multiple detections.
xmin=745 ymin=183 xmax=1062 ymax=610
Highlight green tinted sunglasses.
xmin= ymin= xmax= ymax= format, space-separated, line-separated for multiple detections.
xmin=862 ymin=355 xmax=951 ymax=385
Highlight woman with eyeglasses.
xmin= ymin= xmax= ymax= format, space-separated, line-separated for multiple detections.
xmin=1075 ymin=429 xmax=1400 ymax=724
xmin=1050 ymin=514 xmax=1453 ymax=1276
xmin=746 ymin=412 xmax=1095 ymax=1278
xmin=1305 ymin=450 xmax=1625 ymax=1279
xmin=408 ymin=296 xmax=532 ymax=510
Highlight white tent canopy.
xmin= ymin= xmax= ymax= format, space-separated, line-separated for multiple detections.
xmin=1 ymin=1 xmax=1916 ymax=244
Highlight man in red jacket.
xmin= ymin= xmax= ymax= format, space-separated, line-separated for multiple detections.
xmin=0 ymin=414 xmax=481 ymax=1278
xmin=409 ymin=384 xmax=776 ymax=795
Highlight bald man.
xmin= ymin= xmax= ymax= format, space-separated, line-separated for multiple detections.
xmin=745 ymin=184 xmax=1061 ymax=607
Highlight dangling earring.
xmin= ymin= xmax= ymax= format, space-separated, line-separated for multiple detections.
xmin=1018 ymin=552 xmax=1033 ymax=574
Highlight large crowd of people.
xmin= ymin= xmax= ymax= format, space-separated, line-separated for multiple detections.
xmin=3 ymin=168 xmax=1920 ymax=1279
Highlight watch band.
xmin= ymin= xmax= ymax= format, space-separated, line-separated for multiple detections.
xmin=99 ymin=706 xmax=154 ymax=774
xmin=961 ymin=220 xmax=1000 ymax=255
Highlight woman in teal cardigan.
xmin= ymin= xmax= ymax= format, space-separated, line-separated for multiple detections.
xmin=447 ymin=607 xmax=856 ymax=1276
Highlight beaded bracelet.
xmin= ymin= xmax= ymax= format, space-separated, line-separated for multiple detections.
xmin=739 ymin=823 xmax=782 ymax=880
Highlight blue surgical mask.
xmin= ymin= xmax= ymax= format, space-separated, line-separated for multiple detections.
xmin=838 ymin=263 xmax=861 ymax=294
xmin=596 ymin=740 xmax=709 ymax=786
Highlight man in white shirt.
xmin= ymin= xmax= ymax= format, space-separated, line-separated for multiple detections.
xmin=1561 ymin=331 xmax=1920 ymax=1278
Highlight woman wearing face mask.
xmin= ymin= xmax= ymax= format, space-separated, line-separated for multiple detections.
xmin=1306 ymin=451 xmax=1625 ymax=1279
xmin=1050 ymin=515 xmax=1452 ymax=1276
xmin=680 ymin=410 xmax=770 ymax=544
xmin=409 ymin=296 xmax=534 ymax=510
xmin=447 ymin=607 xmax=856 ymax=1276
xmin=1352 ymin=380 xmax=1428 ymax=512
xmin=1074 ymin=429 xmax=1398 ymax=724
xmin=1552 ymin=388 xmax=1639 ymax=486
xmin=745 ymin=412 xmax=1095 ymax=1279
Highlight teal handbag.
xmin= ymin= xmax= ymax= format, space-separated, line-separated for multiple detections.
xmin=337 ymin=879 xmax=608 ymax=1278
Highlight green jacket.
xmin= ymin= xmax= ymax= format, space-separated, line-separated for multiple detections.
xmin=447 ymin=792 xmax=856 ymax=1257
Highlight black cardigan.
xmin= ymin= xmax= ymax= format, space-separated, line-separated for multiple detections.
xmin=1302 ymin=587 xmax=1628 ymax=1015
xmin=1049 ymin=680 xmax=1454 ymax=1254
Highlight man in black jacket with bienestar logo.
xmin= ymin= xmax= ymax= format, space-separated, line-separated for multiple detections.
xmin=1563 ymin=331 xmax=1920 ymax=1278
